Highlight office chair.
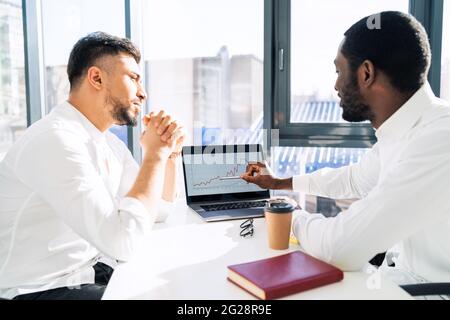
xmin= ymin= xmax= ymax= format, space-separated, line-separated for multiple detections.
xmin=399 ymin=283 xmax=450 ymax=297
xmin=369 ymin=252 xmax=450 ymax=297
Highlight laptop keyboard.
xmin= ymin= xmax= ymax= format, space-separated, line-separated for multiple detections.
xmin=201 ymin=201 xmax=267 ymax=212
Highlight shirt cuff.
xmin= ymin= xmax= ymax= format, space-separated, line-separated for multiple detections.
xmin=292 ymin=175 xmax=310 ymax=193
xmin=292 ymin=209 xmax=329 ymax=252
xmin=119 ymin=197 xmax=155 ymax=234
xmin=155 ymin=198 xmax=175 ymax=223
xmin=292 ymin=209 xmax=310 ymax=244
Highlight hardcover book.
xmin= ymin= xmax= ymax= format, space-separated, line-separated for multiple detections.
xmin=227 ymin=251 xmax=344 ymax=300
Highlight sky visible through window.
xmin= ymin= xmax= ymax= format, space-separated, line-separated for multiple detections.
xmin=291 ymin=0 xmax=409 ymax=100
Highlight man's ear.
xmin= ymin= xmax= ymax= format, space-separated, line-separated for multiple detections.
xmin=358 ymin=60 xmax=376 ymax=88
xmin=86 ymin=66 xmax=103 ymax=91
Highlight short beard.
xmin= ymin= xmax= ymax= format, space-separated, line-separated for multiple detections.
xmin=340 ymin=73 xmax=374 ymax=123
xmin=105 ymin=92 xmax=138 ymax=127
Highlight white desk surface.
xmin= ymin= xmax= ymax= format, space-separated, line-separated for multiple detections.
xmin=103 ymin=200 xmax=412 ymax=300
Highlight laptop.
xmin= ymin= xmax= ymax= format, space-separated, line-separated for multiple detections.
xmin=181 ymin=144 xmax=270 ymax=222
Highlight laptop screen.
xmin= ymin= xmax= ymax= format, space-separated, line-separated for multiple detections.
xmin=182 ymin=145 xmax=270 ymax=203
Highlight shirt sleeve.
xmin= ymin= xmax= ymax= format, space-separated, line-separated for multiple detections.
xmin=292 ymin=131 xmax=450 ymax=271
xmin=292 ymin=144 xmax=381 ymax=199
xmin=14 ymin=129 xmax=155 ymax=262
xmin=116 ymin=139 xmax=175 ymax=223
xmin=155 ymin=198 xmax=175 ymax=223
xmin=116 ymin=146 xmax=140 ymax=198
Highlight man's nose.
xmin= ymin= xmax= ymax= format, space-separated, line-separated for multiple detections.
xmin=137 ymin=83 xmax=147 ymax=101
xmin=334 ymin=82 xmax=341 ymax=98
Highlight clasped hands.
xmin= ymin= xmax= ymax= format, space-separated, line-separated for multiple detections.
xmin=140 ymin=110 xmax=185 ymax=160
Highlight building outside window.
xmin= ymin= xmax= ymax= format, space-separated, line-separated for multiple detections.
xmin=0 ymin=0 xmax=26 ymax=161
xmin=142 ymin=0 xmax=264 ymax=148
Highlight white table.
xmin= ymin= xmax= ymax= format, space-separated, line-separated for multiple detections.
xmin=103 ymin=200 xmax=412 ymax=300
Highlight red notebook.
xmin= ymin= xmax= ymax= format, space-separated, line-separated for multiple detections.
xmin=227 ymin=251 xmax=344 ymax=300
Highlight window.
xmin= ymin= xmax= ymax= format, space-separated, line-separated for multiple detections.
xmin=441 ymin=0 xmax=450 ymax=100
xmin=0 ymin=0 xmax=26 ymax=161
xmin=143 ymin=0 xmax=264 ymax=147
xmin=40 ymin=0 xmax=127 ymax=144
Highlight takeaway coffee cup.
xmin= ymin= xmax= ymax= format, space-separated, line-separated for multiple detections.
xmin=264 ymin=198 xmax=295 ymax=250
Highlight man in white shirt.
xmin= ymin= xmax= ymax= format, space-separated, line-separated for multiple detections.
xmin=242 ymin=11 xmax=450 ymax=287
xmin=0 ymin=32 xmax=185 ymax=299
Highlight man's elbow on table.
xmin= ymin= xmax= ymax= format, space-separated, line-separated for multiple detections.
xmin=299 ymin=237 xmax=368 ymax=271
xmin=97 ymin=198 xmax=173 ymax=261
xmin=294 ymin=214 xmax=371 ymax=271
xmin=100 ymin=229 xmax=147 ymax=262
xmin=95 ymin=206 xmax=154 ymax=262
xmin=327 ymin=250 xmax=371 ymax=272
xmin=303 ymin=241 xmax=370 ymax=271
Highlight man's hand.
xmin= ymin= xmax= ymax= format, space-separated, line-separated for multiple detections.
xmin=171 ymin=129 xmax=185 ymax=154
xmin=240 ymin=161 xmax=293 ymax=190
xmin=140 ymin=111 xmax=177 ymax=161
xmin=143 ymin=111 xmax=185 ymax=158
xmin=142 ymin=111 xmax=185 ymax=202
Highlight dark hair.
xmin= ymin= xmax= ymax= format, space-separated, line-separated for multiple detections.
xmin=342 ymin=11 xmax=431 ymax=93
xmin=67 ymin=31 xmax=141 ymax=90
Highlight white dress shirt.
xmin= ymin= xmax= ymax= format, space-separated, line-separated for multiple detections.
xmin=292 ymin=83 xmax=450 ymax=285
xmin=0 ymin=102 xmax=172 ymax=299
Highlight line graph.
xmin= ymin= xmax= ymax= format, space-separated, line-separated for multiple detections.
xmin=193 ymin=164 xmax=242 ymax=187
xmin=184 ymin=155 xmax=264 ymax=196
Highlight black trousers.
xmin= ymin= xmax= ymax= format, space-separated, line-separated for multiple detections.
xmin=13 ymin=262 xmax=114 ymax=300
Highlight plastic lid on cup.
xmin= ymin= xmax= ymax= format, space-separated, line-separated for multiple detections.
xmin=265 ymin=200 xmax=295 ymax=214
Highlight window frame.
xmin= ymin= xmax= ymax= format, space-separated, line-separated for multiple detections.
xmin=22 ymin=0 xmax=45 ymax=126
xmin=410 ymin=0 xmax=443 ymax=97
xmin=125 ymin=0 xmax=144 ymax=161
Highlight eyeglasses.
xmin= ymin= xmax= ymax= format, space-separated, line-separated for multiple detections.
xmin=239 ymin=218 xmax=254 ymax=238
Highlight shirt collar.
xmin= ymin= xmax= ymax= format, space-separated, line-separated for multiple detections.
xmin=60 ymin=101 xmax=107 ymax=142
xmin=375 ymin=82 xmax=436 ymax=141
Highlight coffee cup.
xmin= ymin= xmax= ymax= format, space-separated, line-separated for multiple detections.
xmin=264 ymin=198 xmax=295 ymax=250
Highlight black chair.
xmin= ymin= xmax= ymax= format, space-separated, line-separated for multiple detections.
xmin=399 ymin=283 xmax=450 ymax=297
xmin=369 ymin=252 xmax=450 ymax=298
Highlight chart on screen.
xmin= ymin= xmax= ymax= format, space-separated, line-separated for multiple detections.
xmin=185 ymin=162 xmax=264 ymax=196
